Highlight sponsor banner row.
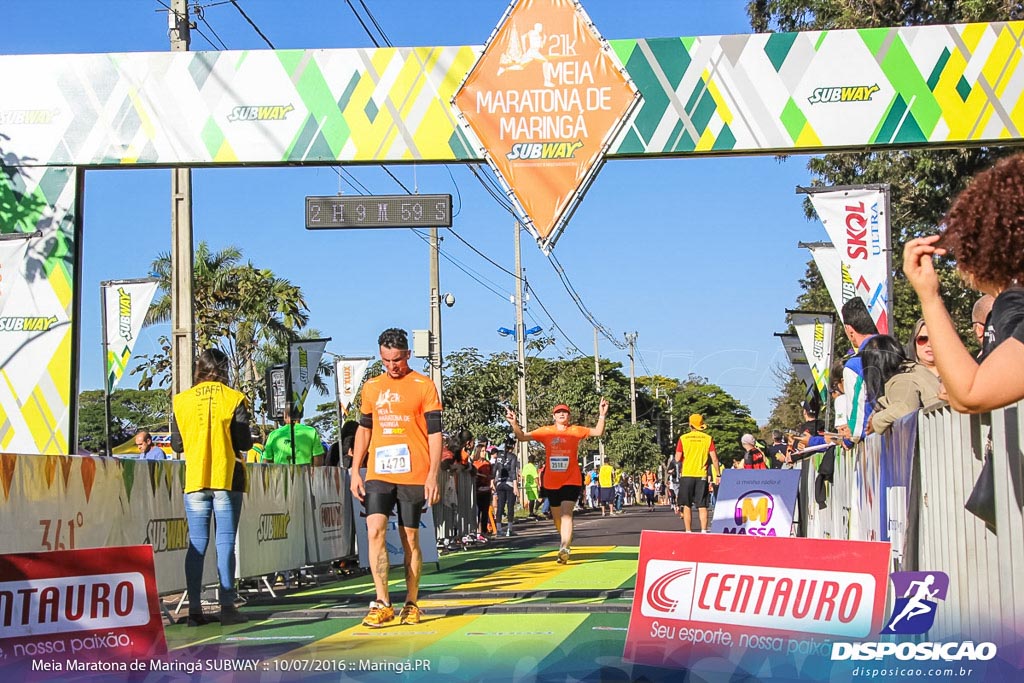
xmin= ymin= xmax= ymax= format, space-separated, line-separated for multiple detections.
xmin=0 ymin=455 xmax=354 ymax=593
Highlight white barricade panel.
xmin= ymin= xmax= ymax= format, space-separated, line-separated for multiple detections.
xmin=308 ymin=466 xmax=354 ymax=562
xmin=0 ymin=454 xmax=124 ymax=553
xmin=236 ymin=464 xmax=310 ymax=577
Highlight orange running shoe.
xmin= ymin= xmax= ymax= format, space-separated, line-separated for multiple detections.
xmin=362 ymin=600 xmax=395 ymax=628
xmin=399 ymin=602 xmax=423 ymax=625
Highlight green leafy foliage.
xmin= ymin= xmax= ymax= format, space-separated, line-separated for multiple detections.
xmin=77 ymin=389 xmax=170 ymax=453
xmin=751 ymin=0 xmax=1022 ymax=429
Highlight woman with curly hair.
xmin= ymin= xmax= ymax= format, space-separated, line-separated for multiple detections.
xmin=862 ymin=334 xmax=941 ymax=434
xmin=903 ymin=152 xmax=1024 ymax=413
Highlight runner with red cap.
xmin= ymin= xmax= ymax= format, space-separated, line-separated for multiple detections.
xmin=506 ymin=398 xmax=609 ymax=563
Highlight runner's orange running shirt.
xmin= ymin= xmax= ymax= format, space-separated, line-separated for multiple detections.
xmin=357 ymin=370 xmax=442 ymax=485
xmin=530 ymin=424 xmax=590 ymax=489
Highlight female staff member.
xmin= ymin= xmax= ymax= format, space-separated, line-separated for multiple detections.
xmin=903 ymin=152 xmax=1024 ymax=413
xmin=506 ymin=399 xmax=608 ymax=564
xmin=171 ymin=348 xmax=252 ymax=626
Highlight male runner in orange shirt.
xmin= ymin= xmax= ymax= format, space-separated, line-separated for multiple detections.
xmin=506 ymin=398 xmax=608 ymax=563
xmin=350 ymin=328 xmax=442 ymax=627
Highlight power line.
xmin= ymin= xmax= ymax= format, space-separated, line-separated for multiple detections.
xmin=526 ymin=282 xmax=583 ymax=355
xmin=546 ymin=251 xmax=625 ymax=349
xmin=357 ymin=0 xmax=393 ymax=47
xmin=343 ymin=0 xmax=382 ymax=47
xmin=447 ymin=229 xmax=516 ymax=278
xmin=230 ymin=0 xmax=275 ymax=48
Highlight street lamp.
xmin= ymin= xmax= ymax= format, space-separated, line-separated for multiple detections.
xmin=497 ymin=325 xmax=542 ymax=339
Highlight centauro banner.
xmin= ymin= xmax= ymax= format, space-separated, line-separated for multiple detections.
xmin=790 ymin=311 xmax=835 ymax=406
xmin=102 ymin=279 xmax=158 ymax=392
xmin=806 ymin=187 xmax=891 ymax=334
xmin=288 ymin=338 xmax=330 ymax=415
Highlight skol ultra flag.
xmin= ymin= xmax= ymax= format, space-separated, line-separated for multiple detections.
xmin=806 ymin=187 xmax=891 ymax=333
xmin=103 ymin=279 xmax=158 ymax=392
xmin=335 ymin=357 xmax=370 ymax=414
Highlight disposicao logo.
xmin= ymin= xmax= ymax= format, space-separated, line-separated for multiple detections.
xmin=880 ymin=571 xmax=948 ymax=635
xmin=227 ymin=104 xmax=295 ymax=122
xmin=808 ymin=84 xmax=880 ymax=104
xmin=830 ymin=569 xmax=997 ymax=663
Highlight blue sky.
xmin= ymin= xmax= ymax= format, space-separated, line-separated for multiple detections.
xmin=2 ymin=1 xmax=824 ymax=424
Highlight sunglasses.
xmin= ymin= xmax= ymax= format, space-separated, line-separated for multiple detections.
xmin=915 ymin=335 xmax=930 ymax=345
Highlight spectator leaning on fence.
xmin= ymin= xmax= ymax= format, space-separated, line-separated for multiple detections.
xmin=903 ymin=152 xmax=1024 ymax=413
xmin=840 ymin=297 xmax=879 ymax=443
xmin=862 ymin=334 xmax=941 ymax=434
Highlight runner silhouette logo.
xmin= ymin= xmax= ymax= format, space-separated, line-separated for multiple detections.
xmin=880 ymin=571 xmax=949 ymax=635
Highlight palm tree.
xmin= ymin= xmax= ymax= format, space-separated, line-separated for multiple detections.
xmin=137 ymin=242 xmax=311 ymax=416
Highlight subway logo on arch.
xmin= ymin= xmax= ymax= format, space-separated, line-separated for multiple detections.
xmin=640 ymin=559 xmax=875 ymax=637
xmin=506 ymin=140 xmax=584 ymax=160
xmin=808 ymin=84 xmax=880 ymax=104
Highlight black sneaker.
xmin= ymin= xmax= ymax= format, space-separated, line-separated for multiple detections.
xmin=220 ymin=606 xmax=249 ymax=625
xmin=186 ymin=612 xmax=218 ymax=627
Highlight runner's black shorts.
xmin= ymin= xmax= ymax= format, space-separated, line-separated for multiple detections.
xmin=364 ymin=479 xmax=427 ymax=529
xmin=678 ymin=476 xmax=709 ymax=508
xmin=541 ymin=485 xmax=582 ymax=506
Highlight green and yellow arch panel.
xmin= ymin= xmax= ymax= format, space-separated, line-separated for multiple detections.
xmin=0 ymin=20 xmax=1022 ymax=454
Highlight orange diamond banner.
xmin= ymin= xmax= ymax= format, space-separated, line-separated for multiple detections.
xmin=454 ymin=0 xmax=637 ymax=251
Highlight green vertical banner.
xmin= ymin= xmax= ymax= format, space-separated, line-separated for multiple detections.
xmin=102 ymin=278 xmax=158 ymax=393
xmin=0 ymin=166 xmax=76 ymax=454
xmin=288 ymin=338 xmax=330 ymax=415
xmin=790 ymin=310 xmax=835 ymax=407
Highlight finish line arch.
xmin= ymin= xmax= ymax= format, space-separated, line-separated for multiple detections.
xmin=1 ymin=12 xmax=1023 ymax=453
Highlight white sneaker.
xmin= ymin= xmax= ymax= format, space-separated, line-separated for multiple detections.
xmin=505 ymin=527 xmax=513 ymax=537
xmin=557 ymin=546 xmax=570 ymax=564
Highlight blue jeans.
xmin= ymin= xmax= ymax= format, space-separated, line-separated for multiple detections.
xmin=184 ymin=489 xmax=242 ymax=609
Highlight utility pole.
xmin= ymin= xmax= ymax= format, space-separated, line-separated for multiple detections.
xmin=625 ymin=332 xmax=638 ymax=424
xmin=169 ymin=0 xmax=194 ymax=410
xmin=428 ymin=227 xmax=443 ymax=399
xmin=514 ymin=222 xmax=528 ymax=473
xmin=593 ymin=326 xmax=604 ymax=459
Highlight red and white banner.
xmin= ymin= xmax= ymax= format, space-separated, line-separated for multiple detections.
xmin=807 ymin=187 xmax=890 ymax=333
xmin=0 ymin=545 xmax=166 ymax=662
xmin=624 ymin=531 xmax=890 ymax=669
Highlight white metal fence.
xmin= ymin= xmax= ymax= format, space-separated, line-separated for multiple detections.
xmin=801 ymin=399 xmax=1024 ymax=648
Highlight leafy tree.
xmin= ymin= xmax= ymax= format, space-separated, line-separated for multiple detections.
xmin=670 ymin=375 xmax=759 ymax=465
xmin=604 ymin=422 xmax=663 ymax=476
xmin=136 ymin=241 xmax=312 ymax=425
xmin=748 ymin=0 xmax=1021 ymax=422
xmin=77 ymin=389 xmax=171 ymax=453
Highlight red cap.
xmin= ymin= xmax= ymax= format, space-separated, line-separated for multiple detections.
xmin=552 ymin=404 xmax=570 ymax=414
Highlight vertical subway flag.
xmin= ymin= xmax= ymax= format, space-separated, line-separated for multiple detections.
xmin=102 ymin=279 xmax=158 ymax=392
xmin=806 ymin=187 xmax=891 ymax=333
xmin=790 ymin=311 xmax=835 ymax=405
xmin=335 ymin=357 xmax=370 ymax=414
xmin=289 ymin=338 xmax=330 ymax=414
xmin=776 ymin=333 xmax=817 ymax=402
xmin=806 ymin=243 xmax=847 ymax=323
